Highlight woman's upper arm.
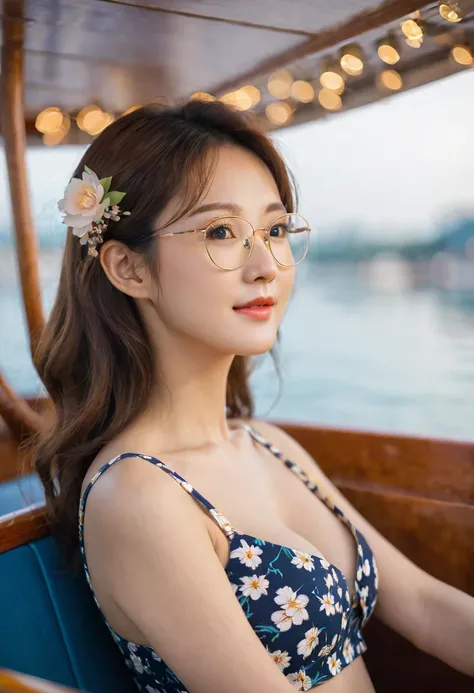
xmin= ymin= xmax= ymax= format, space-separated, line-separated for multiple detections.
xmin=83 ymin=460 xmax=296 ymax=693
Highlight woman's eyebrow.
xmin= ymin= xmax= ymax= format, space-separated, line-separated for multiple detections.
xmin=187 ymin=201 xmax=286 ymax=218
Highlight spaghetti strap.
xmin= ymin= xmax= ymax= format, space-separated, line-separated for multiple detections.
xmin=244 ymin=423 xmax=356 ymax=532
xmin=78 ymin=451 xmax=236 ymax=543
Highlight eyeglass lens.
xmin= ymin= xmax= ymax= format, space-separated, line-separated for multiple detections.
xmin=203 ymin=214 xmax=310 ymax=270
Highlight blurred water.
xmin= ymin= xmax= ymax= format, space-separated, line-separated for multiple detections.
xmin=1 ymin=248 xmax=473 ymax=442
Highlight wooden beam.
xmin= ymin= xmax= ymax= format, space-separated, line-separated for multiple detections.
xmin=0 ymin=670 xmax=80 ymax=693
xmin=211 ymin=1 xmax=431 ymax=95
xmin=1 ymin=0 xmax=44 ymax=355
xmin=0 ymin=504 xmax=48 ymax=554
xmin=0 ymin=371 xmax=44 ymax=442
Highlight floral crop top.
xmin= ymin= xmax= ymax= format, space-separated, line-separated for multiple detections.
xmin=79 ymin=424 xmax=378 ymax=692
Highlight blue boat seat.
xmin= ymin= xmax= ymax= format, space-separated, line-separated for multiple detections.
xmin=0 ymin=476 xmax=136 ymax=693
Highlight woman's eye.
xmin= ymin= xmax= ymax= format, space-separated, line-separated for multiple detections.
xmin=269 ymin=224 xmax=287 ymax=238
xmin=206 ymin=225 xmax=232 ymax=240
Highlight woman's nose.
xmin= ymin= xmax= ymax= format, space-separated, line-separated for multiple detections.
xmin=242 ymin=229 xmax=277 ymax=282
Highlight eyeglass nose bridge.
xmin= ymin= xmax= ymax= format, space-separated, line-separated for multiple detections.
xmin=243 ymin=227 xmax=272 ymax=254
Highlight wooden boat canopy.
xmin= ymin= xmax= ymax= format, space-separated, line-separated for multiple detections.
xmin=1 ymin=0 xmax=474 ymax=142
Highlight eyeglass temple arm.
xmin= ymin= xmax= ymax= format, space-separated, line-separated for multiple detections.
xmin=153 ymin=229 xmax=204 ymax=237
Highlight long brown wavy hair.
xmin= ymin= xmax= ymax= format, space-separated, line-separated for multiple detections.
xmin=32 ymin=99 xmax=297 ymax=561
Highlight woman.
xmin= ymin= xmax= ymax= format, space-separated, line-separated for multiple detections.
xmin=34 ymin=101 xmax=473 ymax=693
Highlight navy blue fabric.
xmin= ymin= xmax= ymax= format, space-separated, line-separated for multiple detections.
xmin=79 ymin=425 xmax=379 ymax=691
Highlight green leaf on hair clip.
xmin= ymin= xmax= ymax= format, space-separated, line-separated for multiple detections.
xmin=84 ymin=165 xmax=93 ymax=175
xmin=100 ymin=177 xmax=112 ymax=196
xmin=107 ymin=191 xmax=126 ymax=206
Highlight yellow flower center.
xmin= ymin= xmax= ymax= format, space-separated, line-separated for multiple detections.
xmin=79 ymin=186 xmax=98 ymax=210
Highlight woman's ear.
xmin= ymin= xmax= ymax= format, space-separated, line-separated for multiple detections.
xmin=99 ymin=239 xmax=153 ymax=299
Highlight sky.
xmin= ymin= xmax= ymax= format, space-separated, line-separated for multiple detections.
xmin=1 ymin=69 xmax=473 ymax=242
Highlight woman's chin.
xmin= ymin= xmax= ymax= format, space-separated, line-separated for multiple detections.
xmin=233 ymin=335 xmax=278 ymax=357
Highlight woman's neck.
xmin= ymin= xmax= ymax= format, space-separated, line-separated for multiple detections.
xmin=132 ymin=340 xmax=238 ymax=451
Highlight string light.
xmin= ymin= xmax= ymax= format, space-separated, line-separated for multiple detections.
xmin=320 ymin=59 xmax=345 ymax=93
xmin=35 ymin=107 xmax=64 ymax=134
xmin=377 ymin=34 xmax=401 ymax=65
xmin=405 ymin=36 xmax=423 ymax=48
xmin=378 ymin=69 xmax=403 ymax=91
xmin=401 ymin=19 xmax=423 ymax=41
xmin=189 ymin=92 xmax=216 ymax=101
xmin=268 ymin=70 xmax=294 ymax=99
xmin=265 ymin=101 xmax=294 ymax=125
xmin=439 ymin=2 xmax=463 ymax=22
xmin=451 ymin=44 xmax=473 ymax=64
xmin=219 ymin=89 xmax=254 ymax=111
xmin=290 ymin=80 xmax=315 ymax=103
xmin=339 ymin=44 xmax=364 ymax=76
xmin=239 ymin=85 xmax=261 ymax=106
xmin=77 ymin=105 xmax=102 ymax=131
xmin=121 ymin=105 xmax=143 ymax=117
xmin=318 ymin=88 xmax=342 ymax=111
xmin=82 ymin=109 xmax=114 ymax=136
xmin=42 ymin=114 xmax=70 ymax=146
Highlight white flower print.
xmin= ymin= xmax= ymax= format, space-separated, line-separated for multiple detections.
xmin=335 ymin=602 xmax=342 ymax=613
xmin=318 ymin=635 xmax=338 ymax=657
xmin=362 ymin=559 xmax=371 ymax=576
xmin=269 ymin=649 xmax=291 ymax=671
xmin=239 ymin=575 xmax=269 ymax=600
xmin=145 ymin=687 xmax=163 ymax=693
xmin=343 ymin=638 xmax=355 ymax=664
xmin=128 ymin=652 xmax=148 ymax=674
xmin=231 ymin=583 xmax=239 ymax=595
xmin=287 ymin=670 xmax=313 ymax=691
xmin=180 ymin=481 xmax=194 ymax=494
xmin=229 ymin=539 xmax=263 ymax=569
xmin=360 ymin=586 xmax=369 ymax=602
xmin=331 ymin=568 xmax=339 ymax=583
xmin=291 ymin=551 xmax=315 ymax=572
xmin=358 ymin=543 xmax=364 ymax=557
xmin=357 ymin=565 xmax=363 ymax=581
xmin=327 ymin=652 xmax=342 ymax=676
xmin=324 ymin=573 xmax=333 ymax=589
xmin=337 ymin=586 xmax=343 ymax=598
xmin=320 ymin=558 xmax=330 ymax=570
xmin=319 ymin=592 xmax=336 ymax=616
xmin=345 ymin=589 xmax=351 ymax=603
xmin=297 ymin=626 xmax=321 ymax=658
xmin=271 ymin=610 xmax=295 ymax=632
xmin=151 ymin=650 xmax=161 ymax=662
xmin=341 ymin=612 xmax=348 ymax=630
xmin=272 ymin=587 xmax=310 ymax=631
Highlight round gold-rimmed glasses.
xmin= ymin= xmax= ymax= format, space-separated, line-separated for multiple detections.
xmin=155 ymin=213 xmax=311 ymax=271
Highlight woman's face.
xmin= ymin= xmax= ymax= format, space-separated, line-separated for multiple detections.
xmin=150 ymin=144 xmax=295 ymax=357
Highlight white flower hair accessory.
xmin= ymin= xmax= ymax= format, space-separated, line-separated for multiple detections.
xmin=58 ymin=165 xmax=131 ymax=257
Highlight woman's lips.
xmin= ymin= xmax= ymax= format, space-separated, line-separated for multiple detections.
xmin=233 ymin=305 xmax=273 ymax=321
